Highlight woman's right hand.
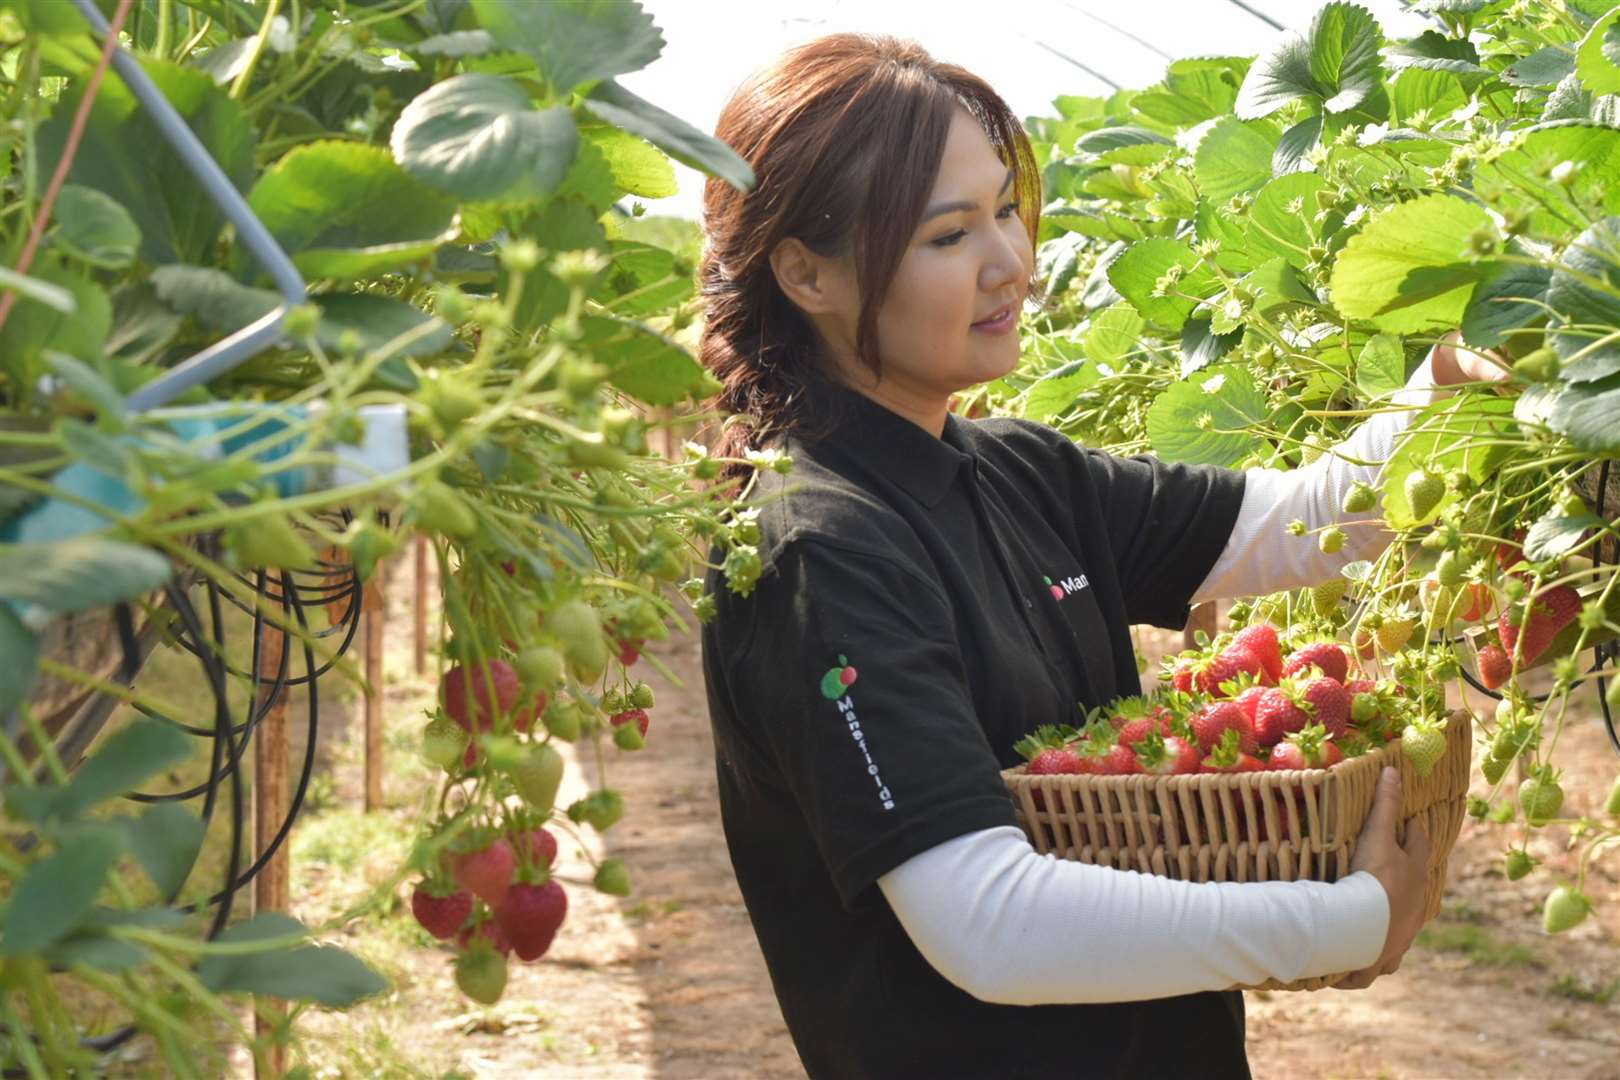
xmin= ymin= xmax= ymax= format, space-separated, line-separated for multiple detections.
xmin=1338 ymin=765 xmax=1432 ymax=990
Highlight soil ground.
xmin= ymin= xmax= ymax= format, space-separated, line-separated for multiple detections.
xmin=119 ymin=564 xmax=1620 ymax=1078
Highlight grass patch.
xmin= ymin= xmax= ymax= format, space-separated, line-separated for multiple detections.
xmin=1416 ymin=922 xmax=1546 ymax=968
xmin=1548 ymin=974 xmax=1620 ymax=1004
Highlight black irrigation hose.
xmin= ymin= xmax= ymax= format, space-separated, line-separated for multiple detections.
xmin=3 ymin=557 xmax=363 ymax=1070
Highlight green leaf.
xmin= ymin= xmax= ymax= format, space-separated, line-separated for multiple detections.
xmin=1517 ymin=372 xmax=1620 ymax=452
xmin=390 ymin=75 xmax=580 ymax=204
xmin=1461 ymin=262 xmax=1550 ymax=350
xmin=1235 ymin=34 xmax=1318 ymax=119
xmin=578 ymin=316 xmax=719 ymax=405
xmin=1501 ymin=46 xmax=1577 ymax=88
xmin=1547 ymin=217 xmax=1620 ymax=382
xmin=1273 ymin=113 xmax=1324 ymax=175
xmin=1037 ymin=232 xmax=1086 ymax=296
xmin=1019 ymin=360 xmax=1097 ymax=423
xmin=583 ymin=79 xmax=754 ymax=193
xmin=43 ymin=351 xmax=126 ymax=427
xmin=0 ymin=604 xmax=38 ymax=720
xmin=244 ymin=142 xmax=460 ymax=281
xmin=1244 ymin=257 xmax=1319 ymax=312
xmin=0 ymin=823 xmax=124 ymax=954
xmin=401 ymin=29 xmax=496 ymax=58
xmin=1145 ymin=364 xmax=1269 ymax=467
xmin=1081 ymin=302 xmax=1145 ymax=367
xmin=1388 ymin=67 xmax=1467 ymax=125
xmin=1106 ymin=238 xmax=1219 ymax=331
xmin=123 ymin=804 xmax=204 ymax=898
xmin=2 ymin=0 xmax=88 ymax=33
xmin=0 ymin=264 xmax=75 ymax=314
xmin=1076 ymin=126 xmax=1174 ymax=165
xmin=1525 ymin=511 xmax=1604 ymax=562
xmin=1577 ymin=8 xmax=1620 ymax=96
xmin=1194 ymin=117 xmax=1278 ymax=201
xmin=1328 ymin=193 xmax=1493 ymax=332
xmin=38 ymin=62 xmax=254 ymax=265
xmin=585 ymin=125 xmax=676 ymax=199
xmin=1180 ymin=318 xmax=1243 ymax=377
xmin=0 ymin=537 xmax=171 ymax=613
xmin=1310 ymin=3 xmax=1385 ymax=112
xmin=0 ymin=263 xmax=111 ymax=383
xmin=469 ymin=0 xmax=663 ymax=94
xmin=197 ymin=912 xmax=388 ymax=1006
xmin=1248 ymin=173 xmax=1329 ymax=269
xmin=50 ymin=185 xmax=141 ymax=270
xmin=5 ymin=718 xmax=192 ymax=825
xmin=1474 ymin=123 xmax=1620 ymax=236
xmin=152 ymin=267 xmax=451 ymax=360
xmin=1356 ymin=333 xmax=1408 ymax=400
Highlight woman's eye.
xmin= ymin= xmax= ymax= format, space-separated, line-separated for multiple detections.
xmin=931 ymin=201 xmax=1020 ymax=247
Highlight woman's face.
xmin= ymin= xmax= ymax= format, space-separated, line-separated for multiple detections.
xmin=775 ymin=107 xmax=1035 ymax=424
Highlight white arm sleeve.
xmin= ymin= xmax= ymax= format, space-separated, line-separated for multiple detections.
xmin=1191 ymin=352 xmax=1453 ymax=603
xmin=877 ymin=824 xmax=1389 ymax=1005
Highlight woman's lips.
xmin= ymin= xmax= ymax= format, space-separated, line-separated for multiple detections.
xmin=971 ymin=306 xmax=1016 ymax=334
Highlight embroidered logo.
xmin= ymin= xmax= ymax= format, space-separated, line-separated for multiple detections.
xmin=820 ymin=655 xmax=893 ymax=812
xmin=819 ymin=653 xmax=859 ymax=699
xmin=1044 ymin=573 xmax=1090 ymax=601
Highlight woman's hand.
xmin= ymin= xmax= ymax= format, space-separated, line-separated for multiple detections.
xmin=1336 ymin=766 xmax=1432 ymax=990
xmin=1430 ymin=329 xmax=1514 ymax=387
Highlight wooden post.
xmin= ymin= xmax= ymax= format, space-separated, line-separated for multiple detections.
xmin=363 ymin=563 xmax=386 ymax=812
xmin=412 ymin=535 xmax=428 ymax=676
xmin=253 ymin=611 xmax=290 ymax=1078
xmin=1184 ymin=601 xmax=1218 ymax=652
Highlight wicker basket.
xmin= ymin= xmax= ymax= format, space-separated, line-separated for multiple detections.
xmin=1001 ymin=710 xmax=1472 ymax=992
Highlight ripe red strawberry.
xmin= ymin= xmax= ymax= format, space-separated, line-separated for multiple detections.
xmin=1116 ymin=713 xmax=1169 ymax=749
xmin=1300 ymin=676 xmax=1351 ymax=739
xmin=610 ymin=708 xmax=650 ymax=738
xmin=411 ymin=883 xmax=473 ymax=940
xmin=497 ymin=879 xmax=568 ymax=962
xmin=1027 ymin=747 xmax=1086 ymax=775
xmin=1170 ymin=660 xmax=1195 ymax=693
xmin=1281 ymin=641 xmax=1349 ymax=683
xmin=441 ymin=660 xmax=522 ymax=732
xmin=514 ymin=827 xmax=559 ymax=870
xmin=1252 ymin=687 xmax=1309 ymax=747
xmin=1197 ymin=647 xmax=1262 ymax=697
xmin=1201 ymin=727 xmax=1266 ymax=774
xmin=457 ymin=916 xmax=513 ymax=957
xmin=1269 ymin=726 xmax=1343 ymax=771
xmin=1231 ymin=624 xmax=1283 ymax=683
xmin=1498 ymin=585 xmax=1581 ymax=666
xmin=451 ymin=838 xmax=516 ymax=908
xmin=1495 ymin=529 xmax=1526 ymax=573
xmin=1234 ymin=684 xmax=1268 ymax=725
xmin=1343 ymin=678 xmax=1376 ymax=696
xmin=1477 ymin=643 xmax=1512 ymax=690
xmin=1097 ymin=742 xmax=1142 ymax=775
xmin=509 ymin=690 xmax=549 ymax=734
xmin=1190 ymin=701 xmax=1256 ymax=755
xmin=1135 ymin=731 xmax=1203 ymax=775
xmin=616 ymin=637 xmax=643 ymax=666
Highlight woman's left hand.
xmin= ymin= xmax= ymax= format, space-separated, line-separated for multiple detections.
xmin=1430 ymin=329 xmax=1515 ymax=387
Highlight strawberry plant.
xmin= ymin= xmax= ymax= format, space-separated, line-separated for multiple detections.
xmin=1008 ymin=1 xmax=1620 ymax=933
xmin=0 ymin=0 xmax=774 ymax=1068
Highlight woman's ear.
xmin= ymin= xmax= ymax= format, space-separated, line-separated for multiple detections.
xmin=769 ymin=237 xmax=846 ymax=318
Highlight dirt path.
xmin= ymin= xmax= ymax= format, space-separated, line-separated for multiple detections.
xmin=261 ymin=572 xmax=1620 ymax=1079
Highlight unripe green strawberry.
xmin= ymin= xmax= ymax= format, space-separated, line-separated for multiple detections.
xmin=421 ymin=716 xmax=469 ymax=769
xmin=567 ymin=789 xmax=624 ymax=832
xmin=1504 ymin=849 xmax=1536 ymax=881
xmin=1405 ymin=469 xmax=1445 ymax=521
xmin=1318 ymin=527 xmax=1347 ymax=554
xmin=1401 ymin=717 xmax=1447 ymax=777
xmin=542 ymin=699 xmax=581 ymax=742
xmin=508 ymin=744 xmax=565 ymax=814
xmin=1519 ymin=768 xmax=1564 ymax=825
xmin=593 ymin=858 xmax=632 ymax=897
xmin=413 ymin=481 xmax=480 ymax=541
xmin=226 ymin=511 xmax=317 ymax=571
xmin=1606 ymin=774 xmax=1620 ymax=817
xmin=612 ymin=719 xmax=645 ymax=751
xmin=1481 ymin=753 xmax=1510 ymax=786
xmin=455 ymin=942 xmax=508 ymax=1004
xmin=1341 ymin=482 xmax=1376 ymax=514
xmin=547 ymin=600 xmax=609 ymax=683
xmin=515 ymin=645 xmax=566 ymax=690
xmin=1312 ymin=577 xmax=1348 ymax=615
xmin=1435 ymin=549 xmax=1466 ymax=587
xmin=1513 ymin=346 xmax=1560 ymax=383
xmin=629 ymin=683 xmax=655 ymax=709
xmin=1375 ymin=612 xmax=1416 ymax=653
xmin=565 ymin=435 xmax=631 ymax=471
xmin=416 ymin=369 xmax=483 ymax=429
xmin=1542 ymin=884 xmax=1591 ymax=934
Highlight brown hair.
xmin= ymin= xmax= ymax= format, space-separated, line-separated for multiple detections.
xmin=698 ymin=33 xmax=1046 ymax=471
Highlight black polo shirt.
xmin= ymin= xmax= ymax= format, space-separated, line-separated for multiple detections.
xmin=701 ymin=386 xmax=1248 ymax=1079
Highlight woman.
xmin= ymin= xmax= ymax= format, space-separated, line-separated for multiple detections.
xmin=696 ymin=33 xmax=1501 ymax=1079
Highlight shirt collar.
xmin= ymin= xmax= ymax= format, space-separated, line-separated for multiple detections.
xmin=801 ymin=384 xmax=976 ymax=509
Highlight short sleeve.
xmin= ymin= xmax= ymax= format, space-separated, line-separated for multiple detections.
xmin=719 ymin=539 xmax=1019 ymax=910
xmin=1078 ymin=450 xmax=1247 ymax=629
